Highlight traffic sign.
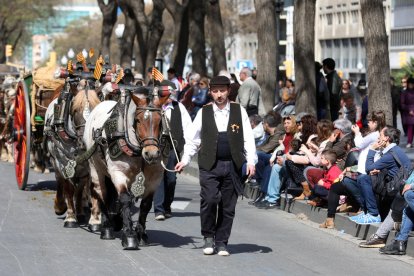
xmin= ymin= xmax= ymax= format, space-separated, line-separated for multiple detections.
xmin=236 ymin=60 xmax=253 ymax=70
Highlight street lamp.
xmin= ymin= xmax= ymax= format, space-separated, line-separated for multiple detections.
xmin=67 ymin=48 xmax=75 ymax=59
xmin=61 ymin=55 xmax=68 ymax=65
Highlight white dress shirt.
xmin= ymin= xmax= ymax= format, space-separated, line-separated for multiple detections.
xmin=180 ymin=101 xmax=257 ymax=166
xmin=354 ymin=131 xmax=379 ymax=174
xmin=162 ymin=101 xmax=193 ymax=154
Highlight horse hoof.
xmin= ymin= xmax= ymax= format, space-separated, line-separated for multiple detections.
xmin=122 ymin=233 xmax=139 ymax=250
xmin=100 ymin=227 xmax=115 ymax=240
xmin=88 ymin=224 xmax=101 ymax=233
xmin=64 ymin=221 xmax=79 ymax=228
xmin=138 ymin=233 xmax=149 ymax=247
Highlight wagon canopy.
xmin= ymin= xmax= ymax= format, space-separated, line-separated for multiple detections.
xmin=32 ymin=66 xmax=65 ymax=89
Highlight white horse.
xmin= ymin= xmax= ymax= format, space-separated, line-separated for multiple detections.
xmin=83 ymin=86 xmax=169 ymax=249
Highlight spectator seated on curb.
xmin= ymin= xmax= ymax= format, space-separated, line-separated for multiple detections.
xmin=319 ymin=111 xmax=386 ymax=229
xmin=380 ymin=183 xmax=414 ymax=255
xmin=252 ymin=115 xmax=297 ymax=208
xmin=249 ymin=114 xmax=267 ymax=146
xmin=305 ymin=150 xmax=342 ymax=207
xmin=247 ymin=113 xmax=284 ymax=204
xmin=302 ymin=118 xmax=354 ymax=201
xmin=349 ymin=126 xmax=411 ymax=225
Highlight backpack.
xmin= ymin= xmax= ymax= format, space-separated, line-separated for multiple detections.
xmin=386 ymin=151 xmax=412 ymax=197
xmin=371 ymin=150 xmax=412 ymax=197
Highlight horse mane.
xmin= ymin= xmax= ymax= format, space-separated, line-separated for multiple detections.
xmin=71 ymin=89 xmax=101 ymax=114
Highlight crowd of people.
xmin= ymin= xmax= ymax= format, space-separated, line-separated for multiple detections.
xmin=143 ymin=58 xmax=414 ymax=256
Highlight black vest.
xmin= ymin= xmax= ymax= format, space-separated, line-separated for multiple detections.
xmin=198 ymin=102 xmax=245 ymax=170
xmin=170 ymin=101 xmax=185 ymax=154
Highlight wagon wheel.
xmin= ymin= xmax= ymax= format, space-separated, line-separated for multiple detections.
xmin=13 ymin=80 xmax=31 ymax=190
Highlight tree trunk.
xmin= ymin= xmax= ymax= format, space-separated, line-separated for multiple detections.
xmin=97 ymin=0 xmax=118 ymax=57
xmin=293 ymin=0 xmax=317 ymax=116
xmin=255 ymin=0 xmax=277 ymax=113
xmin=164 ymin=0 xmax=190 ymax=75
xmin=360 ymin=0 xmax=392 ymax=124
xmin=118 ymin=1 xmax=136 ymax=68
xmin=145 ymin=0 xmax=165 ymax=72
xmin=206 ymin=0 xmax=227 ymax=75
xmin=189 ymin=0 xmax=207 ymax=76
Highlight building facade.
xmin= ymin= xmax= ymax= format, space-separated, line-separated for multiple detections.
xmin=225 ymin=0 xmax=293 ymax=79
xmin=315 ymin=0 xmax=391 ymax=83
xmin=389 ymin=0 xmax=414 ymax=70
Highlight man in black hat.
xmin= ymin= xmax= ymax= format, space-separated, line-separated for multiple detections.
xmin=175 ymin=76 xmax=257 ymax=256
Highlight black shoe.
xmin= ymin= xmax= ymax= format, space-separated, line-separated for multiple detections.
xmin=203 ymin=237 xmax=215 ymax=255
xmin=248 ymin=193 xmax=264 ymax=205
xmin=359 ymin=234 xmax=385 ymax=248
xmin=255 ymin=200 xmax=270 ymax=208
xmin=265 ymin=200 xmax=281 ymax=209
xmin=165 ymin=211 xmax=172 ymax=218
xmin=379 ymin=239 xmax=407 ymax=255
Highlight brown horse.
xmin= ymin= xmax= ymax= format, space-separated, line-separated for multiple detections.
xmin=45 ymin=80 xmax=100 ymax=227
xmin=83 ymin=86 xmax=169 ymax=249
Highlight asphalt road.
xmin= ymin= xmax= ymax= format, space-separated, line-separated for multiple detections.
xmin=1 ymin=161 xmax=414 ymax=276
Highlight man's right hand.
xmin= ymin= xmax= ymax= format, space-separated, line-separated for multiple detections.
xmin=175 ymin=162 xmax=187 ymax=173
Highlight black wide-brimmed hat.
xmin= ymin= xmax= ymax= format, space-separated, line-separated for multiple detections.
xmin=210 ymin=76 xmax=230 ymax=86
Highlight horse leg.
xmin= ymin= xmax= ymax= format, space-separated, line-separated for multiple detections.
xmin=119 ymin=191 xmax=139 ymax=250
xmin=136 ymin=194 xmax=155 ymax=246
xmin=63 ymin=179 xmax=78 ymax=228
xmin=54 ymin=172 xmax=67 ymax=216
xmin=88 ymin=167 xmax=104 ymax=232
xmin=75 ymin=176 xmax=88 ymax=224
xmin=6 ymin=142 xmax=13 ymax=163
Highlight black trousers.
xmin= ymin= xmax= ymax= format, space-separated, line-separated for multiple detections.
xmin=327 ymin=181 xmax=360 ymax=218
xmin=199 ymin=160 xmax=238 ymax=246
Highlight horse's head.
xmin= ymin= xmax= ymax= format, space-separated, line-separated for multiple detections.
xmin=131 ymin=89 xmax=169 ymax=164
xmin=70 ymin=80 xmax=100 ymax=144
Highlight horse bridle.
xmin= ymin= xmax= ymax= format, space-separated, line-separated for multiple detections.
xmin=134 ymin=104 xmax=164 ymax=149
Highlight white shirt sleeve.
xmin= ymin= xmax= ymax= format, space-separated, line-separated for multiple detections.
xmin=178 ymin=102 xmax=193 ymax=146
xmin=354 ymin=131 xmax=379 ymax=150
xmin=180 ymin=109 xmax=202 ymax=166
xmin=240 ymin=106 xmax=258 ymax=165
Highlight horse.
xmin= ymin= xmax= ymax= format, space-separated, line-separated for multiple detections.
xmin=83 ymin=86 xmax=169 ymax=250
xmin=0 ymin=76 xmax=17 ymax=162
xmin=44 ymin=80 xmax=100 ymax=228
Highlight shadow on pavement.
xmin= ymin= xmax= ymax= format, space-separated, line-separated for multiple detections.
xmin=26 ymin=180 xmax=57 ymax=191
xmin=146 ymin=229 xmax=198 ymax=248
xmin=168 ymin=211 xmax=200 ymax=217
xmin=228 ymin=243 xmax=273 ymax=254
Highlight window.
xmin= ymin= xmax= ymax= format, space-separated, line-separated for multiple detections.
xmin=343 ymin=12 xmax=347 ymax=24
xmin=351 ymin=10 xmax=358 ymax=23
xmin=342 ymin=39 xmax=349 ymax=68
xmin=327 ymin=13 xmax=333 ymax=25
xmin=337 ymin=12 xmax=341 ymax=24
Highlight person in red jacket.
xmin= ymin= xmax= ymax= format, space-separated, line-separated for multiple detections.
xmin=307 ymin=149 xmax=342 ymax=206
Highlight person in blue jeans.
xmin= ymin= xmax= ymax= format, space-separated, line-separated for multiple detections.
xmin=380 ymin=186 xmax=414 ymax=255
xmin=350 ymin=126 xmax=411 ymax=224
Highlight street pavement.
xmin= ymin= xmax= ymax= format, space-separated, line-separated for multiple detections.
xmin=1 ymin=161 xmax=414 ymax=276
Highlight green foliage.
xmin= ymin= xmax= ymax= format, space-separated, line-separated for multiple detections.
xmin=392 ymin=57 xmax=414 ymax=85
